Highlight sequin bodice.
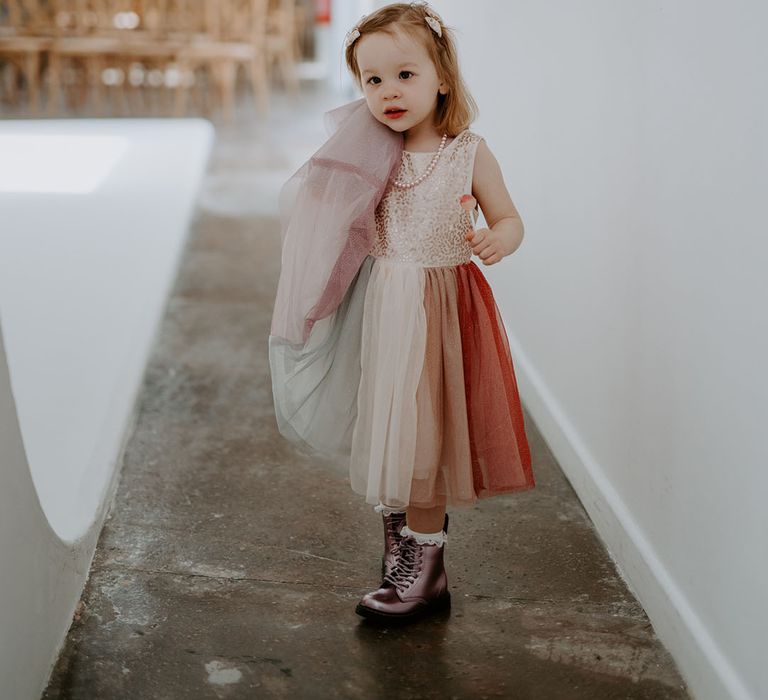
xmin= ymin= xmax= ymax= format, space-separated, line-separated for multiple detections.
xmin=370 ymin=129 xmax=483 ymax=266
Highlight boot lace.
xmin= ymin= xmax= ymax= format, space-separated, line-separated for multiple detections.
xmin=384 ymin=513 xmax=406 ymax=556
xmin=382 ymin=535 xmax=424 ymax=593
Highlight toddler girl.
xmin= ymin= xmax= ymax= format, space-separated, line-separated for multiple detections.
xmin=269 ymin=1 xmax=535 ymax=622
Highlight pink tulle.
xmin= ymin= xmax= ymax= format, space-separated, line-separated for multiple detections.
xmin=269 ymin=98 xmax=403 ymax=345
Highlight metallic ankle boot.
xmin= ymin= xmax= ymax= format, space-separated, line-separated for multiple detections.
xmin=381 ymin=512 xmax=449 ymax=579
xmin=358 ymin=520 xmax=451 ymax=621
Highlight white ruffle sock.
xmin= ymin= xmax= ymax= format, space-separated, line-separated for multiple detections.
xmin=374 ymin=503 xmax=407 ymax=516
xmin=400 ymin=525 xmax=447 ymax=547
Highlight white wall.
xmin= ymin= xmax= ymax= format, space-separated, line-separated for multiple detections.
xmin=430 ymin=2 xmax=766 ymax=699
xmin=0 ymin=119 xmax=213 ymax=699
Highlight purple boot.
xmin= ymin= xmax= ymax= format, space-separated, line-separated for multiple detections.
xmin=360 ymin=514 xmax=451 ymax=621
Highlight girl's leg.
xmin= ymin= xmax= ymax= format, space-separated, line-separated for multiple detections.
xmin=405 ymin=504 xmax=447 ymax=533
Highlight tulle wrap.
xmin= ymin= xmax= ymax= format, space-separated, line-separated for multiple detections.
xmin=268 ymin=97 xmax=403 ymax=463
xmin=269 ymin=97 xmax=403 ymax=345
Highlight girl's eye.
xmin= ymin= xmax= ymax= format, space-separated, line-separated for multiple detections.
xmin=366 ymin=71 xmax=413 ymax=85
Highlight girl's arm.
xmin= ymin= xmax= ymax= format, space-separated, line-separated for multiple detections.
xmin=465 ymin=139 xmax=524 ymax=266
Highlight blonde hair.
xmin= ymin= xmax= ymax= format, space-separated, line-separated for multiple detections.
xmin=344 ymin=3 xmax=478 ymax=137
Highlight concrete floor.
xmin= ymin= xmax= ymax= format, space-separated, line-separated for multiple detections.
xmin=42 ymin=85 xmax=692 ymax=699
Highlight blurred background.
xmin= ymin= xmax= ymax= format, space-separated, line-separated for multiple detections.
xmin=0 ymin=0 xmax=366 ymax=120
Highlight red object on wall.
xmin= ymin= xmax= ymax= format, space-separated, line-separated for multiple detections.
xmin=315 ymin=0 xmax=331 ymax=24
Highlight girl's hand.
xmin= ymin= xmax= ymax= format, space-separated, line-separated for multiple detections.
xmin=465 ymin=227 xmax=507 ymax=265
xmin=459 ymin=194 xmax=508 ymax=266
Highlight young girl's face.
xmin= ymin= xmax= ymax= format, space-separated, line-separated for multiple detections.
xmin=355 ymin=25 xmax=446 ymax=135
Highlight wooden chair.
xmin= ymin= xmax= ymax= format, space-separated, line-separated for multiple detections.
xmin=45 ymin=1 xmax=129 ymax=114
xmin=265 ymin=0 xmax=298 ymax=96
xmin=101 ymin=0 xmax=195 ymax=115
xmin=44 ymin=1 xmax=189 ymax=115
xmin=173 ymin=0 xmax=270 ymax=122
xmin=0 ymin=0 xmax=51 ymax=114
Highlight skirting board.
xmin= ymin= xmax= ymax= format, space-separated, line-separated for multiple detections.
xmin=503 ymin=321 xmax=751 ymax=700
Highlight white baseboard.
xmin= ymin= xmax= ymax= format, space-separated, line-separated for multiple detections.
xmin=504 ymin=325 xmax=752 ymax=700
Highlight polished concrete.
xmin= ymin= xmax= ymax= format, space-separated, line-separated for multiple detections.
xmin=42 ymin=86 xmax=692 ymax=699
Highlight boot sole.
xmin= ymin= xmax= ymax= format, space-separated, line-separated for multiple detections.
xmin=355 ymin=591 xmax=451 ymax=623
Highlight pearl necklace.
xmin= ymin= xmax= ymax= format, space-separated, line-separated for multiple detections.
xmin=391 ymin=133 xmax=448 ymax=189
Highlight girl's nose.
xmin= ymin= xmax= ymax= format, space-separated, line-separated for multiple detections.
xmin=382 ymin=82 xmax=401 ymax=100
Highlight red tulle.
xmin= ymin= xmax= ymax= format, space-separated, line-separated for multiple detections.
xmin=456 ymin=261 xmax=535 ymax=497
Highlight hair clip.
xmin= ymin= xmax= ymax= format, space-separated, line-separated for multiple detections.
xmin=424 ymin=15 xmax=442 ymax=37
xmin=344 ymin=13 xmax=367 ymax=49
xmin=344 ymin=27 xmax=360 ymax=48
xmin=413 ymin=1 xmax=443 ymax=37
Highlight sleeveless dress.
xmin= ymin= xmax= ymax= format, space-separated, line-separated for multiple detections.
xmin=344 ymin=129 xmax=535 ymax=509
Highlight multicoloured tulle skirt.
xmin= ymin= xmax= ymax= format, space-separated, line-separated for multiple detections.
xmin=268 ymin=254 xmax=535 ymax=510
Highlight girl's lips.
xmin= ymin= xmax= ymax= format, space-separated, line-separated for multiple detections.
xmin=385 ymin=110 xmax=407 ymax=119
